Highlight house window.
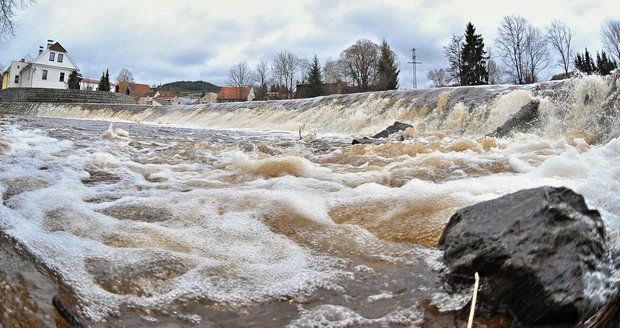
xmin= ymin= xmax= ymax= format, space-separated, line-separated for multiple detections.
xmin=58 ymin=54 xmax=64 ymax=63
xmin=49 ymin=52 xmax=55 ymax=61
xmin=42 ymin=70 xmax=48 ymax=80
xmin=59 ymin=72 xmax=65 ymax=82
xmin=14 ymin=75 xmax=19 ymax=83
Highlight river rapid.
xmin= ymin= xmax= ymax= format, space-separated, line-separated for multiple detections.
xmin=0 ymin=74 xmax=619 ymax=327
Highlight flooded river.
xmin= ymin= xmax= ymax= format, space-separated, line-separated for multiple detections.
xmin=1 ymin=74 xmax=619 ymax=327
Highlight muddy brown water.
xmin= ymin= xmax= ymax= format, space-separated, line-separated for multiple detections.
xmin=1 ymin=112 xmax=618 ymax=327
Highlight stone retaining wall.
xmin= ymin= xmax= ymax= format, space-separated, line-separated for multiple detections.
xmin=0 ymin=88 xmax=136 ymax=104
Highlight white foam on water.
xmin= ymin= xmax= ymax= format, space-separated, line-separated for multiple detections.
xmin=1 ymin=74 xmax=619 ymax=325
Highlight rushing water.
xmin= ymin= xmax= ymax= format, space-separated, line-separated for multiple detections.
xmin=0 ymin=74 xmax=619 ymax=327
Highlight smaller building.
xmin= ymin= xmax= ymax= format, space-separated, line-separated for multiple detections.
xmin=80 ymin=78 xmax=117 ymax=92
xmin=117 ymin=82 xmax=151 ymax=101
xmin=193 ymin=92 xmax=218 ymax=104
xmin=217 ymin=86 xmax=255 ymax=102
xmin=138 ymin=90 xmax=179 ymax=105
xmin=170 ymin=96 xmax=194 ymax=105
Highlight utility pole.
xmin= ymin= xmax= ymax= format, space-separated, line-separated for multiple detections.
xmin=407 ymin=48 xmax=421 ymax=89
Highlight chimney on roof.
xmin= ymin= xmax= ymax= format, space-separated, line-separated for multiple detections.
xmin=38 ymin=46 xmax=44 ymax=54
xmin=47 ymin=39 xmax=54 ymax=48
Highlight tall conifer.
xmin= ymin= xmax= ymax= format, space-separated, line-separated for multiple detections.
xmin=460 ymin=22 xmax=488 ymax=85
xmin=377 ymin=40 xmax=399 ymax=90
xmin=306 ymin=55 xmax=323 ymax=97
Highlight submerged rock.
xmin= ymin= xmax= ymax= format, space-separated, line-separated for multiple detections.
xmin=372 ymin=121 xmax=413 ymax=139
xmin=351 ymin=137 xmax=384 ymax=145
xmin=488 ymin=100 xmax=540 ymax=138
xmin=439 ymin=186 xmax=613 ymax=326
xmin=352 ymin=121 xmax=413 ymax=144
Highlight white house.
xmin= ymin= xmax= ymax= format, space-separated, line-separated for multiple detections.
xmin=79 ymin=78 xmax=118 ymax=92
xmin=1 ymin=40 xmax=79 ymax=90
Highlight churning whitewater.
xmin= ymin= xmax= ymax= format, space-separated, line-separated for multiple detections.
xmin=0 ymin=74 xmax=619 ymax=326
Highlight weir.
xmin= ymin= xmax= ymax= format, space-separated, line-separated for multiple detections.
xmin=2 ymin=74 xmax=619 ymax=143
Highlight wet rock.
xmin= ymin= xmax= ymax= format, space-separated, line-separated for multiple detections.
xmin=439 ymin=186 xmax=613 ymax=326
xmin=351 ymin=137 xmax=383 ymax=145
xmin=488 ymin=100 xmax=540 ymax=138
xmin=52 ymin=295 xmax=87 ymax=328
xmin=351 ymin=121 xmax=413 ymax=144
xmin=372 ymin=121 xmax=413 ymax=139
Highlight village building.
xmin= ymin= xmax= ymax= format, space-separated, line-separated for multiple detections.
xmin=117 ymin=81 xmax=151 ymax=101
xmin=217 ymin=86 xmax=255 ymax=102
xmin=1 ymin=40 xmax=79 ymax=90
xmin=193 ymin=92 xmax=219 ymax=104
xmin=169 ymin=97 xmax=194 ymax=105
xmin=79 ymin=78 xmax=117 ymax=92
xmin=138 ymin=90 xmax=178 ymax=105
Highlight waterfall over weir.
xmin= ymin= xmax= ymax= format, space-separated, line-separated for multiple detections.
xmin=2 ymin=74 xmax=619 ymax=142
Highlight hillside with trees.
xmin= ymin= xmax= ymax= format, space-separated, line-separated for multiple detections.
xmin=156 ymin=81 xmax=221 ymax=94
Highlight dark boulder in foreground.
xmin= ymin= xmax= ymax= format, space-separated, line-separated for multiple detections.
xmin=372 ymin=121 xmax=413 ymax=139
xmin=488 ymin=100 xmax=540 ymax=138
xmin=439 ymin=186 xmax=613 ymax=326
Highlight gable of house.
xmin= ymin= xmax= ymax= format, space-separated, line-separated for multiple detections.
xmin=218 ymin=86 xmax=253 ymax=101
xmin=31 ymin=42 xmax=79 ymax=71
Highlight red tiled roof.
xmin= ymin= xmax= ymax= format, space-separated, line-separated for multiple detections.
xmin=218 ymin=86 xmax=252 ymax=100
xmin=48 ymin=42 xmax=67 ymax=53
xmin=129 ymin=83 xmax=151 ymax=99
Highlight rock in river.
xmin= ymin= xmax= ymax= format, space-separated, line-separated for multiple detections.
xmin=352 ymin=121 xmax=413 ymax=144
xmin=372 ymin=121 xmax=413 ymax=139
xmin=438 ymin=186 xmax=614 ymax=326
xmin=488 ymin=100 xmax=540 ymax=138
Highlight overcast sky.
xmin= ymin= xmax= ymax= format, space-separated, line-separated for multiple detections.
xmin=1 ymin=0 xmax=618 ymax=88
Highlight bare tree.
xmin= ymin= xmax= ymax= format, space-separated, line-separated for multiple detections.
xmin=253 ymin=61 xmax=269 ymax=100
xmin=524 ymin=25 xmax=549 ymax=83
xmin=116 ymin=68 xmax=135 ymax=84
xmin=339 ymin=39 xmax=380 ymax=92
xmin=271 ymin=50 xmax=302 ymax=99
xmin=426 ymin=69 xmax=447 ymax=87
xmin=227 ymin=61 xmax=253 ymax=101
xmin=0 ymin=0 xmax=35 ymax=38
xmin=298 ymin=57 xmax=310 ymax=83
xmin=602 ymin=20 xmax=620 ymax=63
xmin=323 ymin=58 xmax=345 ymax=84
xmin=496 ymin=15 xmax=530 ymax=84
xmin=486 ymin=48 xmax=502 ymax=84
xmin=443 ymin=34 xmax=464 ymax=85
xmin=546 ymin=19 xmax=573 ymax=76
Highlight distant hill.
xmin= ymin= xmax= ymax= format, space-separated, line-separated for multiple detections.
xmin=156 ymin=81 xmax=221 ymax=94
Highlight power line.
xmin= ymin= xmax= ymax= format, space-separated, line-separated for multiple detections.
xmin=407 ymin=48 xmax=421 ymax=89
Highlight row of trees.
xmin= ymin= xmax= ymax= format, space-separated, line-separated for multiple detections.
xmin=95 ymin=68 xmax=135 ymax=92
xmin=574 ymin=49 xmax=617 ymax=76
xmin=226 ymin=39 xmax=400 ymax=100
xmin=429 ymin=18 xmax=620 ymax=87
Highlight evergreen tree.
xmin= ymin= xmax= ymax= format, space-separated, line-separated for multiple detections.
xmin=596 ymin=51 xmax=618 ymax=75
xmin=68 ymin=71 xmax=81 ymax=89
xmin=97 ymin=71 xmax=106 ymax=91
xmin=306 ymin=55 xmax=323 ymax=97
xmin=575 ymin=49 xmax=597 ymax=74
xmin=105 ymin=69 xmax=111 ymax=91
xmin=574 ymin=53 xmax=584 ymax=73
xmin=377 ymin=39 xmax=399 ymax=90
xmin=584 ymin=49 xmax=595 ymax=74
xmin=459 ymin=22 xmax=488 ymax=85
xmin=97 ymin=69 xmax=111 ymax=91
